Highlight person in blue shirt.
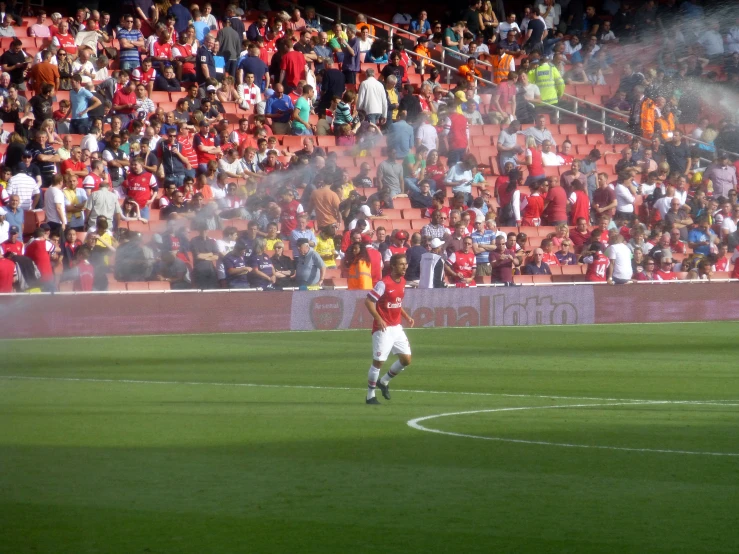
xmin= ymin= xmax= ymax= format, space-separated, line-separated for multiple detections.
xmin=688 ymin=216 xmax=718 ymax=256
xmin=191 ymin=9 xmax=210 ymax=42
xmin=167 ymin=0 xmax=192 ymax=35
xmin=264 ymin=83 xmax=294 ymax=135
xmin=410 ymin=11 xmax=431 ymax=34
xmin=237 ymin=44 xmax=269 ymax=91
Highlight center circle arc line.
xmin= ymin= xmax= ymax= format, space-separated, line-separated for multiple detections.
xmin=407 ymin=401 xmax=739 ymax=457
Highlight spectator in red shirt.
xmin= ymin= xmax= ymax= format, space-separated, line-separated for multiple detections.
xmin=279 ymin=38 xmax=306 ymax=94
xmin=543 ymin=175 xmax=568 ymax=226
xmin=655 ymin=256 xmax=678 ymax=281
xmin=569 ymin=217 xmax=591 ymax=254
xmin=540 ymin=238 xmax=560 ymax=267
xmin=61 ymin=146 xmax=87 ymax=188
xmin=112 ymin=80 xmax=137 ymax=127
xmin=445 ymin=236 xmax=476 ymax=285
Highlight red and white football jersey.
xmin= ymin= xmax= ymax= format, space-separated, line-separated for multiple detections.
xmin=132 ymin=66 xmax=156 ymax=85
xmin=447 ymin=250 xmax=476 ymax=281
xmin=123 ymin=171 xmax=157 ymax=207
xmin=368 ymin=275 xmax=406 ymax=333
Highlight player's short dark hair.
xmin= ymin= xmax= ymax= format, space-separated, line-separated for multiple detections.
xmin=389 ymin=253 xmax=407 ymax=268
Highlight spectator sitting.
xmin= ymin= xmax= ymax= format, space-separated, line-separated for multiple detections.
xmin=523 ymin=247 xmax=552 ymax=275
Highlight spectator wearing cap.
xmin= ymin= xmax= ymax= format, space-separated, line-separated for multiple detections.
xmin=7 ymin=162 xmax=40 ymax=210
xmin=383 ymin=229 xmax=409 ymax=269
xmin=1 ymin=224 xmax=23 ymax=256
xmin=419 ymin=237 xmax=446 ymax=288
xmin=294 ymin=237 xmax=326 ymax=287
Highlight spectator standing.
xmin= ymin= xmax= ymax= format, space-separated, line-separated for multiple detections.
xmin=356 ymin=69 xmax=387 ymax=124
xmin=606 ymin=233 xmax=632 ymax=284
xmin=279 ymin=38 xmax=306 ymax=94
xmin=43 ymin=175 xmax=67 ymax=233
xmin=376 ymin=148 xmax=405 ymax=198
xmin=116 ymin=15 xmax=145 ymax=72
xmin=308 ymin=177 xmax=341 ymax=229
xmin=704 ymin=154 xmax=737 ymax=198
xmin=69 ymin=75 xmax=101 ymax=135
xmin=294 ymin=238 xmax=326 ymax=287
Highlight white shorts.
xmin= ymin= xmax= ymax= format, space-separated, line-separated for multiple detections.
xmin=372 ymin=325 xmax=411 ymax=362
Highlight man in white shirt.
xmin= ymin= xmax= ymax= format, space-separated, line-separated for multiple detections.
xmin=606 ymin=232 xmax=633 ymax=284
xmin=72 ymin=48 xmax=96 ymax=84
xmin=7 ymin=164 xmax=41 ymax=210
xmin=357 ymin=27 xmax=374 ymax=61
xmin=498 ymin=14 xmax=521 ymax=40
xmin=0 ymin=208 xmax=9 ymax=243
xmin=356 ymin=68 xmax=387 ymax=124
xmin=415 ymin=112 xmax=438 ymax=153
xmin=44 ymin=174 xmax=68 ymax=233
xmin=538 ymin=0 xmax=561 ymax=30
xmin=541 ymin=140 xmax=565 ymax=166
xmin=238 ymin=72 xmax=264 ymax=113
xmin=698 ymin=22 xmax=724 ymax=59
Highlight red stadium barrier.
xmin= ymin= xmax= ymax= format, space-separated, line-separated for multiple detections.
xmin=1 ymin=283 xmax=736 ymax=339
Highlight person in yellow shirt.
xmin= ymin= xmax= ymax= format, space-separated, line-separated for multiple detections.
xmin=264 ymin=222 xmax=281 ymax=251
xmin=314 ymin=224 xmax=338 ymax=268
xmin=385 ymin=75 xmax=399 ymax=120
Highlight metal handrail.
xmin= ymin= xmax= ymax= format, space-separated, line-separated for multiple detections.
xmin=309 ymin=3 xmax=738 ymax=158
xmin=317 ymin=0 xmax=493 ymax=68
xmin=559 ymin=92 xmax=739 ymax=157
xmin=402 ymin=48 xmax=496 ymax=88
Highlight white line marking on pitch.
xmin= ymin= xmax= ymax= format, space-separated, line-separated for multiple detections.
xmin=407 ymin=402 xmax=739 ymax=457
xmin=2 ymin=375 xmax=739 ymax=406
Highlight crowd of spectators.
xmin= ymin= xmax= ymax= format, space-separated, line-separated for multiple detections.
xmin=0 ymin=0 xmax=737 ymax=293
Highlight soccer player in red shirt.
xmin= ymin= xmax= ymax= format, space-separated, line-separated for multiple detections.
xmin=581 ymin=242 xmax=610 ymax=282
xmin=364 ymin=254 xmax=415 ymax=404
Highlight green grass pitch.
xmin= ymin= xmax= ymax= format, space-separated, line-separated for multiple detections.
xmin=1 ymin=322 xmax=739 ymax=553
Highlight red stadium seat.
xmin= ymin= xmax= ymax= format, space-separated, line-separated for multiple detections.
xmin=560 ymin=264 xmax=585 ymax=275
xmin=513 ymin=275 xmax=533 ymax=284
xmin=126 ymin=282 xmax=149 ymax=291
xmin=532 ymin=275 xmax=553 ymax=284
xmin=392 ymin=197 xmax=411 ymax=210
